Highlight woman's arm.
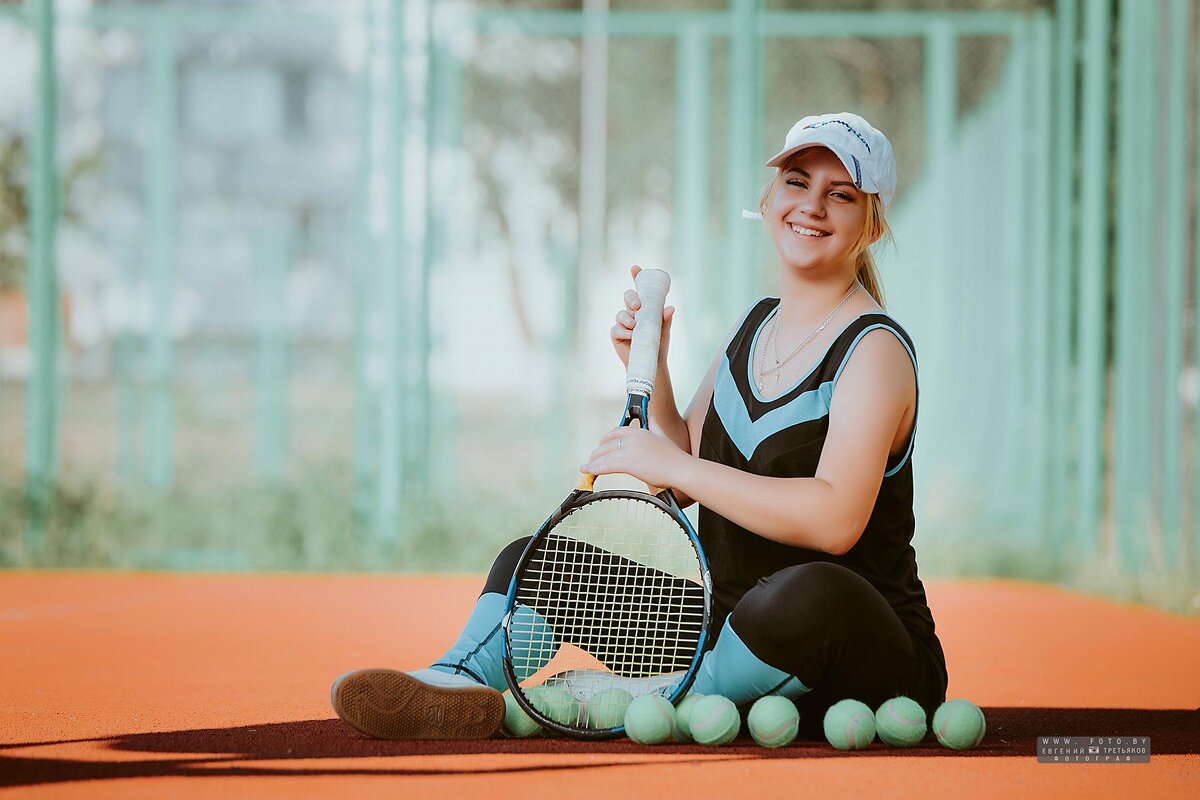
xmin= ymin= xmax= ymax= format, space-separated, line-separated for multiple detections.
xmin=646 ymin=356 xmax=690 ymax=455
xmin=586 ymin=328 xmax=915 ymax=555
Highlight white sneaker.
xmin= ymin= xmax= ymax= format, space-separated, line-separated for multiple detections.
xmin=547 ymin=669 xmax=687 ymax=704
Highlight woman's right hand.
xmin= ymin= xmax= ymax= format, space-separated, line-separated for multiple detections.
xmin=611 ymin=264 xmax=675 ymax=369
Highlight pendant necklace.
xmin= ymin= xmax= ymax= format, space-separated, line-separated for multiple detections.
xmin=756 ymin=284 xmax=860 ymax=392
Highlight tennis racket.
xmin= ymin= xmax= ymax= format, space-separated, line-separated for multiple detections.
xmin=500 ymin=268 xmax=712 ymax=740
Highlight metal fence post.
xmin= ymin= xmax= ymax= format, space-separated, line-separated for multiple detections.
xmin=24 ymin=0 xmax=60 ymax=553
xmin=144 ymin=19 xmax=178 ymax=489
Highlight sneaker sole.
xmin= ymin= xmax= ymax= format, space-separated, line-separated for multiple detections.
xmin=331 ymin=669 xmax=505 ymax=740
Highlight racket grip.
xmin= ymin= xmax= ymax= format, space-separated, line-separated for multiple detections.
xmin=626 ymin=269 xmax=671 ymax=396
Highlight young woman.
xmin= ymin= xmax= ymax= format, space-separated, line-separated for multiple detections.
xmin=332 ymin=112 xmax=948 ymax=741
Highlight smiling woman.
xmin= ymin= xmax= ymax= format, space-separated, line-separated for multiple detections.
xmin=635 ymin=113 xmax=948 ymax=739
xmin=757 ymin=147 xmax=893 ymax=318
xmin=747 ymin=146 xmax=895 ymax=399
xmin=577 ymin=111 xmax=946 ymax=739
xmin=328 ymin=111 xmax=950 ymax=744
xmin=759 ymin=148 xmax=875 ymax=324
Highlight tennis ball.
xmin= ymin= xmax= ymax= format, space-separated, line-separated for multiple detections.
xmin=932 ymin=699 xmax=986 ymax=750
xmin=624 ymin=694 xmax=676 ymax=745
xmin=672 ymin=693 xmax=705 ymax=741
xmin=531 ymin=685 xmax=582 ymax=727
xmin=874 ymin=696 xmax=927 ymax=747
xmin=747 ymin=696 xmax=799 ymax=748
xmin=502 ymin=691 xmax=542 ymax=738
xmin=507 ymin=606 xmax=559 ymax=681
xmin=588 ymin=688 xmax=634 ymax=730
xmin=823 ymin=698 xmax=876 ymax=750
xmin=688 ymin=694 xmax=740 ymax=746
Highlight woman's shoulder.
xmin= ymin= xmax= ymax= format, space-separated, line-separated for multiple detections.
xmin=840 ymin=302 xmax=916 ymax=352
xmin=720 ymin=296 xmax=778 ymax=351
xmin=834 ymin=310 xmax=919 ymax=381
xmin=744 ymin=295 xmax=779 ymax=319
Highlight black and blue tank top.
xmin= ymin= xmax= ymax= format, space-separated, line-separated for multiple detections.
xmin=698 ymin=297 xmax=947 ymax=690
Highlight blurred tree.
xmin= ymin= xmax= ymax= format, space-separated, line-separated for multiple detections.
xmin=0 ymin=136 xmax=27 ymax=291
xmin=0 ymin=134 xmax=101 ymax=291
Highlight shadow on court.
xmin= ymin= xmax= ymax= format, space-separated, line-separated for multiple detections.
xmin=3 ymin=707 xmax=1198 ymax=789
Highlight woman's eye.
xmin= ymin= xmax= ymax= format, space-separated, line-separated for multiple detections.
xmin=786 ymin=179 xmax=806 ymax=188
xmin=832 ymin=192 xmax=852 ymax=201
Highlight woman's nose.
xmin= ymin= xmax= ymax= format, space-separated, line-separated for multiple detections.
xmin=799 ymin=194 xmax=825 ymax=216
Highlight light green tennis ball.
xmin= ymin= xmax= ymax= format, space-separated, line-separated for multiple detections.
xmin=502 ymin=691 xmax=542 ymax=738
xmin=672 ymin=693 xmax=705 ymax=741
xmin=823 ymin=698 xmax=876 ymax=750
xmin=588 ymin=688 xmax=634 ymax=730
xmin=507 ymin=606 xmax=559 ymax=681
xmin=526 ymin=689 xmax=561 ymax=738
xmin=624 ymin=694 xmax=676 ymax=745
xmin=531 ymin=685 xmax=582 ymax=727
xmin=874 ymin=696 xmax=927 ymax=747
xmin=688 ymin=694 xmax=740 ymax=746
xmin=932 ymin=699 xmax=986 ymax=750
xmin=747 ymin=696 xmax=799 ymax=748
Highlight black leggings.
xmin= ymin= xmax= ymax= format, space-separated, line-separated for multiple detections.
xmin=483 ymin=536 xmax=944 ymax=736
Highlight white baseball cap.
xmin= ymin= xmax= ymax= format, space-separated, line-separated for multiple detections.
xmin=765 ymin=112 xmax=897 ymax=211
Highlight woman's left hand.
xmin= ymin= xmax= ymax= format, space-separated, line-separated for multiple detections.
xmin=580 ymin=422 xmax=691 ymax=490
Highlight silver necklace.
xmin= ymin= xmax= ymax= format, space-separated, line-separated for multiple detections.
xmin=756 ymin=284 xmax=860 ymax=392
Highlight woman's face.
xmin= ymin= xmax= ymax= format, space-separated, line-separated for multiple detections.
xmin=764 ymin=146 xmax=871 ymax=276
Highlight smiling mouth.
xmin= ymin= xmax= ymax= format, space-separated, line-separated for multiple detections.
xmin=788 ymin=222 xmax=831 ymax=238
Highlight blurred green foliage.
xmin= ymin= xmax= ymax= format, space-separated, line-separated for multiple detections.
xmin=0 ymin=462 xmax=551 ymax=574
xmin=0 ymin=137 xmax=28 ymax=291
xmin=0 ymin=134 xmax=101 ymax=291
xmin=2 ymin=470 xmax=1195 ymax=616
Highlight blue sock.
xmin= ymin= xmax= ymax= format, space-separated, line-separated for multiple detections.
xmin=688 ymin=617 xmax=810 ymax=706
xmin=429 ymin=592 xmax=557 ymax=691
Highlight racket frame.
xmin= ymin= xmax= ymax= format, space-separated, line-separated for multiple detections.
xmin=500 ymin=391 xmax=713 ymax=740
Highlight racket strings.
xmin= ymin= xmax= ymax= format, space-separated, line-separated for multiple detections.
xmin=508 ymin=496 xmax=706 ymax=729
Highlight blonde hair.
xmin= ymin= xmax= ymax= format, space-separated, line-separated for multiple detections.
xmin=757 ymin=152 xmax=893 ymax=309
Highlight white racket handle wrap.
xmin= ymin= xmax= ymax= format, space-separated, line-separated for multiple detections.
xmin=626 ymin=269 xmax=671 ymax=397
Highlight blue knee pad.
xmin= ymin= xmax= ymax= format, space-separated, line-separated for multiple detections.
xmin=688 ymin=616 xmax=810 ymax=706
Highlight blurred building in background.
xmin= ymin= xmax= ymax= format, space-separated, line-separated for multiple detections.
xmin=0 ymin=0 xmax=1196 ymax=615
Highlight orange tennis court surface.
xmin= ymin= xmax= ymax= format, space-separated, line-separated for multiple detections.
xmin=2 ymin=572 xmax=1197 ymax=798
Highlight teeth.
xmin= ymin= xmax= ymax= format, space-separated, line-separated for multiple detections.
xmin=789 ymin=223 xmax=828 ymax=238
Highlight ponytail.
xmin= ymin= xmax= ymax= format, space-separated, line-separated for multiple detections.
xmin=852 ymin=193 xmax=892 ymax=309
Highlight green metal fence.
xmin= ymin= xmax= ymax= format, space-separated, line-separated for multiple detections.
xmin=0 ymin=0 xmax=1196 ymax=612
